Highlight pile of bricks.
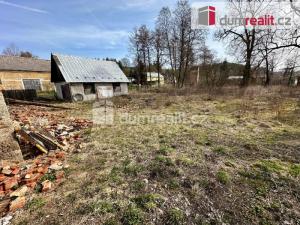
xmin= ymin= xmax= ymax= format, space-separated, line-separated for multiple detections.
xmin=8 ymin=104 xmax=92 ymax=161
xmin=0 ymin=151 xmax=67 ymax=216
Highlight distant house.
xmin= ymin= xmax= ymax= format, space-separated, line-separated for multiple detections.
xmin=146 ymin=72 xmax=164 ymax=86
xmin=51 ymin=53 xmax=129 ymax=101
xmin=0 ymin=56 xmax=52 ymax=91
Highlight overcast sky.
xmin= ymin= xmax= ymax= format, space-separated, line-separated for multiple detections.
xmin=0 ymin=0 xmax=227 ymax=61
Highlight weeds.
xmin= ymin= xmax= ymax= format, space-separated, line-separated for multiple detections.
xmin=121 ymin=205 xmax=144 ymax=225
xmin=289 ymin=164 xmax=300 ymax=177
xmin=164 ymin=208 xmax=186 ymax=225
xmin=26 ymin=197 xmax=46 ymax=211
xmin=216 ymin=170 xmax=230 ymax=185
xmin=132 ymin=193 xmax=163 ymax=211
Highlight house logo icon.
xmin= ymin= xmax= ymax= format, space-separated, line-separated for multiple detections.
xmin=198 ymin=6 xmax=216 ymax=26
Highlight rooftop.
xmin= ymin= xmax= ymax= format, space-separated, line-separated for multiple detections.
xmin=0 ymin=55 xmax=50 ymax=72
xmin=52 ymin=53 xmax=129 ymax=83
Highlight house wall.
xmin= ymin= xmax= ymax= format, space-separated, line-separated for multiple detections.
xmin=56 ymin=82 xmax=128 ymax=101
xmin=54 ymin=82 xmax=66 ymax=100
xmin=119 ymin=83 xmax=128 ymax=95
xmin=70 ymin=83 xmax=97 ymax=101
xmin=0 ymin=71 xmax=53 ymax=91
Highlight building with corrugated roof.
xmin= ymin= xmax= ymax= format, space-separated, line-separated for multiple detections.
xmin=0 ymin=55 xmax=52 ymax=91
xmin=51 ymin=53 xmax=129 ymax=101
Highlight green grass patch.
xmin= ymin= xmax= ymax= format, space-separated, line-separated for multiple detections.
xmin=164 ymin=208 xmax=186 ymax=225
xmin=92 ymin=201 xmax=118 ymax=215
xmin=26 ymin=197 xmax=46 ymax=211
xmin=121 ymin=205 xmax=144 ymax=225
xmin=132 ymin=193 xmax=163 ymax=211
xmin=154 ymin=156 xmax=174 ymax=166
xmin=289 ymin=164 xmax=300 ymax=177
xmin=131 ymin=180 xmax=146 ymax=192
xmin=157 ymin=145 xmax=175 ymax=156
xmin=124 ymin=164 xmax=144 ymax=176
xmin=216 ymin=170 xmax=230 ymax=185
xmin=40 ymin=172 xmax=56 ymax=182
xmin=256 ymin=160 xmax=285 ymax=174
xmin=213 ymin=145 xmax=228 ymax=155
xmin=109 ymin=166 xmax=123 ymax=184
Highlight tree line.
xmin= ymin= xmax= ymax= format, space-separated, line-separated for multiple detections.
xmin=130 ymin=0 xmax=206 ymax=88
xmin=2 ymin=43 xmax=37 ymax=58
xmin=130 ymin=0 xmax=300 ymax=88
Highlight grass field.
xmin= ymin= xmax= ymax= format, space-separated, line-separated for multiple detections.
xmin=13 ymin=87 xmax=300 ymax=225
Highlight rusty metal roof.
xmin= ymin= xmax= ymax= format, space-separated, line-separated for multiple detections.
xmin=0 ymin=55 xmax=50 ymax=72
xmin=52 ymin=53 xmax=129 ymax=83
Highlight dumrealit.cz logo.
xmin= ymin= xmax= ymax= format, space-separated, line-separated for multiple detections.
xmin=197 ymin=6 xmax=216 ymax=26
xmin=191 ymin=1 xmax=297 ymax=30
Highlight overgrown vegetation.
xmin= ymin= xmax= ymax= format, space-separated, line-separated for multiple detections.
xmin=12 ymin=88 xmax=300 ymax=225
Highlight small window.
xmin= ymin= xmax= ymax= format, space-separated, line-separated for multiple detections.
xmin=83 ymin=83 xmax=96 ymax=94
xmin=23 ymin=79 xmax=42 ymax=90
xmin=113 ymin=83 xmax=121 ymax=92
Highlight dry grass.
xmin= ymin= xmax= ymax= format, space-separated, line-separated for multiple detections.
xmin=12 ymin=86 xmax=300 ymax=225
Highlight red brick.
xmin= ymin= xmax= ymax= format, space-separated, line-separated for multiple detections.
xmin=25 ymin=182 xmax=37 ymax=189
xmin=26 ymin=167 xmax=38 ymax=174
xmin=9 ymin=196 xmax=26 ymax=212
xmin=34 ymin=159 xmax=42 ymax=165
xmin=37 ymin=166 xmax=48 ymax=174
xmin=12 ymin=168 xmax=20 ymax=175
xmin=0 ymin=191 xmax=5 ymax=198
xmin=10 ymin=165 xmax=19 ymax=170
xmin=0 ymin=174 xmax=6 ymax=182
xmin=3 ymin=178 xmax=18 ymax=191
xmin=24 ymin=173 xmax=43 ymax=184
xmin=42 ymin=180 xmax=53 ymax=192
xmin=56 ymin=171 xmax=65 ymax=180
xmin=55 ymin=152 xmax=65 ymax=159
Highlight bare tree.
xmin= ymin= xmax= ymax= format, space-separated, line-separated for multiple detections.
xmin=152 ymin=29 xmax=164 ymax=87
xmin=120 ymin=58 xmax=131 ymax=68
xmin=156 ymin=7 xmax=176 ymax=85
xmin=2 ymin=43 xmax=20 ymax=56
xmin=215 ymin=0 xmax=277 ymax=86
xmin=129 ymin=28 xmax=144 ymax=86
xmin=156 ymin=0 xmax=206 ymax=88
xmin=282 ymin=52 xmax=300 ymax=86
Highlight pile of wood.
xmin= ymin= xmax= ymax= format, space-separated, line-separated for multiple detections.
xmin=16 ymin=128 xmax=64 ymax=156
xmin=0 ymin=151 xmax=67 ymax=216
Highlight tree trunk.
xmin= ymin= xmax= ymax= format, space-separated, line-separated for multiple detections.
xmin=264 ymin=54 xmax=270 ymax=86
xmin=241 ymin=53 xmax=251 ymax=87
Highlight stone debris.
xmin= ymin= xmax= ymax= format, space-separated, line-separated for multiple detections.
xmin=0 ymin=215 xmax=13 ymax=225
xmin=0 ymin=151 xmax=67 ymax=216
xmin=9 ymin=196 xmax=26 ymax=212
xmin=41 ymin=180 xmax=53 ymax=192
xmin=0 ymin=103 xmax=92 ymax=218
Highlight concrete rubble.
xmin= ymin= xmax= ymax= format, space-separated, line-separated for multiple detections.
xmin=0 ymin=102 xmax=92 ymax=218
